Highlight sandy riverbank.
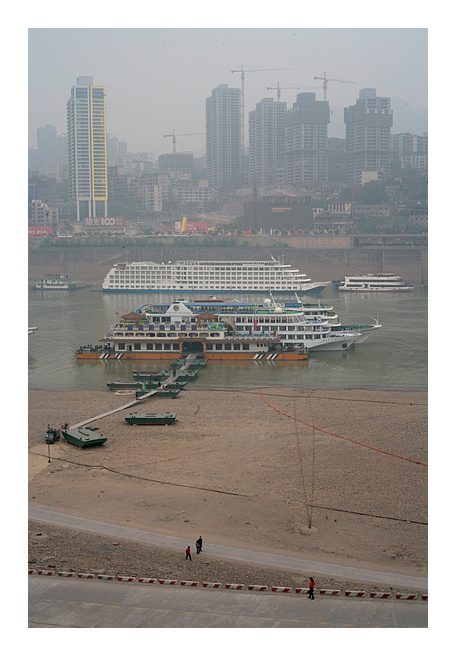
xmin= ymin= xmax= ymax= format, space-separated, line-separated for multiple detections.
xmin=28 ymin=388 xmax=427 ymax=582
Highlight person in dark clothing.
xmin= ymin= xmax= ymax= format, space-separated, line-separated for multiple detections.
xmin=185 ymin=546 xmax=192 ymax=560
xmin=196 ymin=536 xmax=203 ymax=554
xmin=308 ymin=577 xmax=315 ymax=599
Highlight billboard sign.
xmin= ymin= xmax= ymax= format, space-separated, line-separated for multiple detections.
xmin=83 ymin=216 xmax=125 ymax=228
xmin=28 ymin=226 xmax=52 ymax=237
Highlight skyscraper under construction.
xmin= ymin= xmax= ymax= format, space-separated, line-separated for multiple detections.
xmin=67 ymin=76 xmax=108 ymax=221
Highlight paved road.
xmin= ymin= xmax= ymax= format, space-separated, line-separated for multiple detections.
xmin=28 ymin=577 xmax=427 ymax=628
xmin=28 ymin=506 xmax=427 ymax=590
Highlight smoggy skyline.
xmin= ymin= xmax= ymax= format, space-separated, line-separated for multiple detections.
xmin=28 ymin=28 xmax=428 ymax=158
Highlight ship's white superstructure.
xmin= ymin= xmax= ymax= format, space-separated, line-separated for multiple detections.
xmin=102 ymin=257 xmax=329 ymax=294
xmin=338 ymin=273 xmax=414 ymax=292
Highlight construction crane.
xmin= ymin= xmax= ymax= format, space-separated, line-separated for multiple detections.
xmin=163 ymin=130 xmax=205 ymax=155
xmin=314 ymin=72 xmax=357 ymax=101
xmin=266 ymin=83 xmax=320 ymax=102
xmin=231 ymin=65 xmax=292 ymax=152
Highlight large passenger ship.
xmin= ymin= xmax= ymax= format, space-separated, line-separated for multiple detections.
xmin=76 ymin=298 xmax=363 ymax=362
xmin=337 ymin=273 xmax=414 ymax=292
xmin=102 ymin=257 xmax=329 ymax=294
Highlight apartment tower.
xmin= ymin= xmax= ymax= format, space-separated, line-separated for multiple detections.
xmin=283 ymin=92 xmax=330 ymax=186
xmin=344 ymin=88 xmax=393 ymax=185
xmin=206 ymin=84 xmax=241 ymax=191
xmin=67 ymin=76 xmax=108 ymax=221
xmin=248 ymin=97 xmax=287 ymax=187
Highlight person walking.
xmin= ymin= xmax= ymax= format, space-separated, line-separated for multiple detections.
xmin=196 ymin=536 xmax=203 ymax=554
xmin=308 ymin=577 xmax=315 ymax=600
xmin=185 ymin=546 xmax=192 ymax=561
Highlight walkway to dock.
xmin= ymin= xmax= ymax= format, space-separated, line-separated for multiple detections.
xmin=70 ymin=356 xmax=198 ymax=429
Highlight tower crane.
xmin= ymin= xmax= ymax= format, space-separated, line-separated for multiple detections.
xmin=266 ymin=83 xmax=320 ymax=102
xmin=163 ymin=130 xmax=205 ymax=155
xmin=231 ymin=65 xmax=292 ymax=152
xmin=314 ymin=72 xmax=357 ymax=101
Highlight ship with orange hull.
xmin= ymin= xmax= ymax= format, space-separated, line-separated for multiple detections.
xmin=76 ymin=299 xmax=361 ymax=362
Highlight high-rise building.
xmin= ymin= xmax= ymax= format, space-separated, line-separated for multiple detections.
xmin=344 ymin=88 xmax=393 ymax=185
xmin=248 ymin=97 xmax=287 ymax=187
xmin=283 ymin=93 xmax=330 ymax=186
xmin=37 ymin=124 xmax=58 ymax=173
xmin=67 ymin=76 xmax=108 ymax=221
xmin=206 ymin=84 xmax=241 ymax=191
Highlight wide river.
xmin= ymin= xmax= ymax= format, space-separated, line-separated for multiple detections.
xmin=28 ymin=287 xmax=427 ymax=392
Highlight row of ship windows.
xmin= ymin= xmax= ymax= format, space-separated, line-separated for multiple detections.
xmin=115 ymin=343 xmax=271 ymax=351
xmin=110 ymin=276 xmax=290 ymax=280
xmin=113 ymin=337 xmax=320 ymax=352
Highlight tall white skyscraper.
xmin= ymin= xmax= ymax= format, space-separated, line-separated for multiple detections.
xmin=248 ymin=97 xmax=287 ymax=187
xmin=206 ymin=84 xmax=241 ymax=191
xmin=67 ymin=76 xmax=108 ymax=221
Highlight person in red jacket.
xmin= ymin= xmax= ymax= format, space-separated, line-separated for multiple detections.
xmin=308 ymin=577 xmax=315 ymax=600
xmin=185 ymin=546 xmax=192 ymax=561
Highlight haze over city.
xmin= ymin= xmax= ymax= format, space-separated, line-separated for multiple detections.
xmin=28 ymin=27 xmax=428 ymax=158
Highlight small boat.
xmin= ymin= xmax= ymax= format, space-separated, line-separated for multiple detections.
xmin=155 ymin=388 xmax=181 ymax=398
xmin=31 ymin=276 xmax=92 ymax=291
xmin=337 ymin=273 xmax=414 ymax=292
xmin=132 ymin=370 xmax=161 ymax=378
xmin=125 ymin=412 xmax=177 ymax=425
xmin=107 ymin=380 xmax=150 ymax=390
xmin=174 ymin=370 xmax=198 ymax=381
xmin=61 ymin=425 xmax=107 ymax=448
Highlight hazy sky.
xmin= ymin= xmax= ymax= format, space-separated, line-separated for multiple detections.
xmin=28 ymin=27 xmax=428 ymax=157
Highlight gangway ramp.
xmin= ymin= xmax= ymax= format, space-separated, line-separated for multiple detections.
xmin=69 ymin=356 xmax=200 ymax=429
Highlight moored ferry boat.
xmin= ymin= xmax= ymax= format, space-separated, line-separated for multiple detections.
xmin=102 ymin=257 xmax=329 ymax=294
xmin=31 ymin=275 xmax=92 ymax=291
xmin=76 ymin=299 xmax=361 ymax=362
xmin=337 ymin=273 xmax=414 ymax=292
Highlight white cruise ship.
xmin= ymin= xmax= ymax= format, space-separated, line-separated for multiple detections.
xmin=337 ymin=273 xmax=414 ymax=292
xmin=102 ymin=257 xmax=329 ymax=294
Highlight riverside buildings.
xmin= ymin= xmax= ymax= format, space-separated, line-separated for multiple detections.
xmin=206 ymin=84 xmax=242 ymax=191
xmin=344 ymin=88 xmax=393 ymax=185
xmin=283 ymin=92 xmax=330 ymax=186
xmin=248 ymin=97 xmax=287 ymax=187
xmin=66 ymin=76 xmax=108 ymax=221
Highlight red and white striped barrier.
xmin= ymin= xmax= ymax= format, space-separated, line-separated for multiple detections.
xmin=78 ymin=573 xmax=96 ymax=579
xmin=370 ymin=592 xmax=391 ymax=599
xmin=225 ymin=584 xmax=244 ymax=590
xmin=421 ymin=594 xmax=428 ymax=601
xmin=202 ymin=582 xmax=222 ymax=588
xmin=295 ymin=588 xmax=311 ymax=594
xmin=97 ymin=575 xmax=116 ymax=580
xmin=28 ymin=569 xmax=36 ymax=575
xmin=345 ymin=590 xmax=366 ymax=597
xmin=271 ymin=586 xmax=291 ymax=593
xmin=319 ymin=589 xmax=341 ymax=596
xmin=118 ymin=576 xmax=136 ymax=582
xmin=138 ymin=578 xmax=157 ymax=584
xmin=37 ymin=570 xmax=55 ymax=576
xmin=396 ymin=593 xmax=417 ymax=600
xmin=58 ymin=572 xmax=75 ymax=577
xmin=158 ymin=579 xmax=178 ymax=585
xmin=180 ymin=581 xmax=199 ymax=587
xmin=248 ymin=585 xmax=268 ymax=591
